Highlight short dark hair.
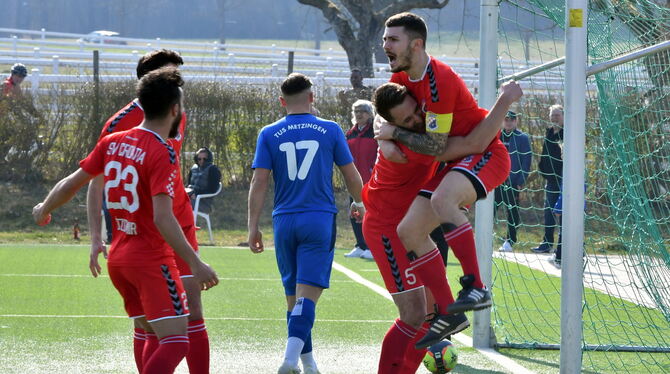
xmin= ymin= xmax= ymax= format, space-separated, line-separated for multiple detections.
xmin=281 ymin=73 xmax=312 ymax=97
xmin=373 ymin=82 xmax=409 ymax=122
xmin=137 ymin=67 xmax=184 ymax=120
xmin=136 ymin=49 xmax=184 ymax=79
xmin=385 ymin=12 xmax=427 ymax=45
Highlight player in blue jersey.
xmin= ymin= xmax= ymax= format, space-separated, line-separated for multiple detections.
xmin=247 ymin=73 xmax=365 ymax=374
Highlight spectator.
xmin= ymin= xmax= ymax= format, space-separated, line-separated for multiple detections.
xmin=187 ymin=147 xmax=222 ymax=213
xmin=495 ymin=110 xmax=532 ymax=252
xmin=532 ymin=105 xmax=564 ymax=253
xmin=550 ymin=184 xmax=587 ymax=268
xmin=343 ymin=100 xmax=377 ymax=260
xmin=2 ymin=63 xmax=28 ymax=97
xmin=337 ymin=68 xmax=374 ymax=110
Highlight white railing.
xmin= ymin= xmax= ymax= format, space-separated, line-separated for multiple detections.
xmin=1 ymin=27 xmax=617 ymax=98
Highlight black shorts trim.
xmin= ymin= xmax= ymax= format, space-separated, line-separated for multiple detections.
xmin=452 ymin=168 xmax=487 ymax=200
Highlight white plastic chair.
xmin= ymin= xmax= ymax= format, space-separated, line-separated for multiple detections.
xmin=192 ymin=182 xmax=222 ymax=243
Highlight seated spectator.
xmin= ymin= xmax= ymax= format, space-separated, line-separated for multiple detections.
xmin=187 ymin=147 xmax=222 ymax=213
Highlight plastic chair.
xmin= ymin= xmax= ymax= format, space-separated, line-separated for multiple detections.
xmin=192 ymin=182 xmax=222 ymax=243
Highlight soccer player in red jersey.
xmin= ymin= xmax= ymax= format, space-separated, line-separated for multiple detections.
xmin=86 ymin=50 xmax=212 ymax=374
xmin=368 ymin=81 xmax=521 ymax=373
xmin=32 ymin=67 xmax=218 ymax=374
xmin=374 ymin=12 xmax=523 ymax=349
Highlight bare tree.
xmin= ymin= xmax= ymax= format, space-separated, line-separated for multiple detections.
xmin=297 ymin=0 xmax=450 ymax=77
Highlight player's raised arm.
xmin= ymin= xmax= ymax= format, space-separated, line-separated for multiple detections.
xmin=435 ymin=80 xmax=523 ymax=162
xmin=33 ymin=168 xmax=95 ymax=226
xmin=373 ymin=82 xmax=449 ymax=156
xmin=247 ymin=167 xmax=271 ymax=253
xmin=153 ymin=194 xmax=219 ymax=290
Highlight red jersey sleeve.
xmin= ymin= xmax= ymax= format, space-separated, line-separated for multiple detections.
xmin=147 ymin=144 xmax=180 ymax=199
xmin=79 ymin=138 xmax=108 ymax=176
xmin=444 ymin=67 xmax=488 ymax=133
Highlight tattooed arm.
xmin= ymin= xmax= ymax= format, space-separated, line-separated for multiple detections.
xmin=375 ymin=120 xmax=449 ymax=156
xmin=390 ymin=127 xmax=449 ymax=156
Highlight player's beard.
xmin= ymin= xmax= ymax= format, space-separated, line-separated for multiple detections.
xmin=390 ymin=45 xmax=413 ymax=73
xmin=168 ymin=111 xmax=182 ymax=139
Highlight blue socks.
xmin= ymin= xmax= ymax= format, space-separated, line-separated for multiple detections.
xmin=288 ymin=297 xmax=315 ymax=343
xmin=286 ymin=309 xmax=313 ymax=354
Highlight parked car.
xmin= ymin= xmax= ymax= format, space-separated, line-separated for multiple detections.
xmin=77 ymin=30 xmax=127 ymax=45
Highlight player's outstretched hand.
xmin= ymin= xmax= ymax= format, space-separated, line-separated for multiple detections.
xmin=499 ymin=80 xmax=523 ymax=105
xmin=193 ymin=261 xmax=219 ymax=291
xmin=89 ymin=241 xmax=108 ymax=278
xmin=248 ymin=228 xmax=264 ymax=254
xmin=378 ymin=140 xmax=408 ymax=164
xmin=350 ymin=202 xmax=366 ymax=223
xmin=32 ymin=203 xmax=51 ymax=226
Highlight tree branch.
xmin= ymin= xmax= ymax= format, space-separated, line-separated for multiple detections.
xmin=298 ymin=0 xmax=357 ymax=44
xmin=380 ymin=0 xmax=450 ymax=19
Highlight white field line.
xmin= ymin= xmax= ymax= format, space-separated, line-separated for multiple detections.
xmin=0 ymin=314 xmax=390 ymax=323
xmin=331 ymin=261 xmax=536 ymax=374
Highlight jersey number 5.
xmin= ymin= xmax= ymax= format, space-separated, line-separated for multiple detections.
xmin=104 ymin=161 xmax=139 ymax=213
xmin=279 ymin=140 xmax=319 ymax=181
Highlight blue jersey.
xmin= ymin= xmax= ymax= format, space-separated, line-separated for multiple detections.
xmin=252 ymin=113 xmax=353 ymax=216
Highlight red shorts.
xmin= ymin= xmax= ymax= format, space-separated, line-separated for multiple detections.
xmin=421 ymin=141 xmax=510 ymax=199
xmin=174 ymin=224 xmax=199 ymax=277
xmin=108 ymin=263 xmax=190 ymax=322
xmin=362 ymin=217 xmax=424 ymax=295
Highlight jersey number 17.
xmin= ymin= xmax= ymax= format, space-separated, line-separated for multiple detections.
xmin=279 ymin=140 xmax=319 ymax=181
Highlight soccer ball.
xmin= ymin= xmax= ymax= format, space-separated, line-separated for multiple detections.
xmin=422 ymin=340 xmax=458 ymax=373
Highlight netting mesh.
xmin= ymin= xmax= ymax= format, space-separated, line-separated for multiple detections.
xmin=492 ymin=1 xmax=670 ymax=372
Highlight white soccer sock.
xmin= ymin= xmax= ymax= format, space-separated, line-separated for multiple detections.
xmin=301 ymin=351 xmax=318 ymax=370
xmin=283 ymin=336 xmax=304 ymax=367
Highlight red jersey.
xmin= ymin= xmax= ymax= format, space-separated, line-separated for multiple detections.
xmin=80 ymin=127 xmax=182 ymax=266
xmin=390 ymin=57 xmax=489 ymax=138
xmin=98 ymin=99 xmax=193 ymax=227
xmin=2 ymin=76 xmax=15 ymax=96
xmin=346 ymin=123 xmax=377 ymax=184
xmin=363 ymin=143 xmax=438 ymax=226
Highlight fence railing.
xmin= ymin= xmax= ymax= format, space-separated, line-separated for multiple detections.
xmin=0 ymin=27 xmax=607 ymax=97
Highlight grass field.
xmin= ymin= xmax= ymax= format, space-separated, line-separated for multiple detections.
xmin=2 ymin=243 xmax=668 ymax=373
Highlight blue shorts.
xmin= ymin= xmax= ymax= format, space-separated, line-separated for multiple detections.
xmin=273 ymin=211 xmax=336 ymax=295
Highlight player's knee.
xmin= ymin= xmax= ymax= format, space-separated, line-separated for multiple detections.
xmin=399 ymin=307 xmax=425 ymax=329
xmin=431 ymin=191 xmax=455 ymax=215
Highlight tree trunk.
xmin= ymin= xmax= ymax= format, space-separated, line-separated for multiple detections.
xmin=296 ymin=0 xmax=450 ymax=78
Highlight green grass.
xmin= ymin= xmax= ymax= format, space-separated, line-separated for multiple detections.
xmin=1 ymin=243 xmax=668 ymax=373
xmin=0 ymin=243 xmax=509 ymax=373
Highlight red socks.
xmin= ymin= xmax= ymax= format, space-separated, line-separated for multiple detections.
xmin=132 ymin=328 xmax=146 ymax=373
xmin=141 ymin=332 xmax=159 ymax=369
xmin=443 ymin=222 xmax=484 ymax=289
xmin=143 ymin=335 xmax=189 ymax=374
xmin=410 ymin=248 xmax=455 ymax=314
xmin=378 ymin=319 xmax=418 ymax=374
xmin=401 ymin=323 xmax=430 ymax=374
xmin=186 ymin=319 xmax=210 ymax=374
